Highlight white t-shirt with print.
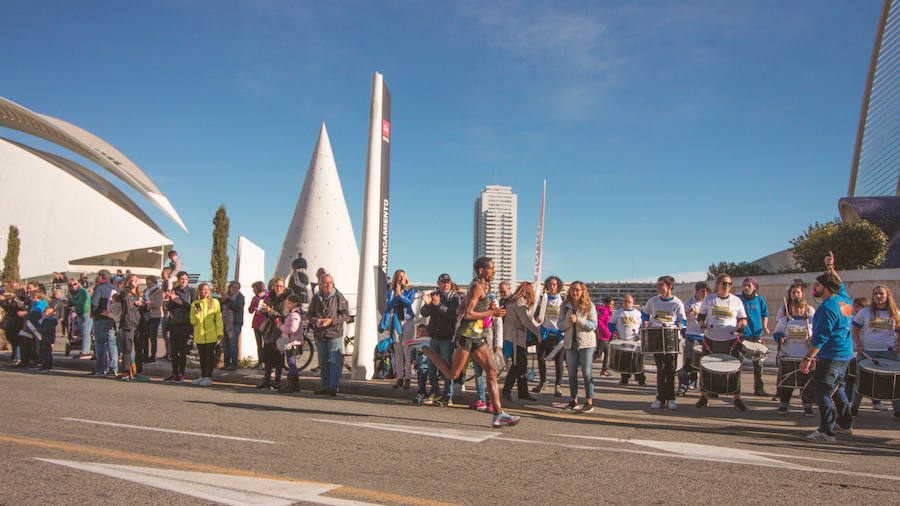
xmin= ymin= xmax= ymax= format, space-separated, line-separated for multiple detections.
xmin=642 ymin=295 xmax=686 ymax=328
xmin=611 ymin=308 xmax=642 ymax=341
xmin=540 ymin=294 xmax=563 ymax=331
xmin=853 ymin=307 xmax=898 ymax=352
xmin=684 ymin=296 xmax=705 ymax=337
xmin=774 ymin=315 xmax=813 ymax=358
xmin=699 ymin=293 xmax=747 ymax=341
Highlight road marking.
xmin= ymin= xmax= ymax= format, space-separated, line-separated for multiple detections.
xmin=554 ymin=434 xmax=842 ymax=463
xmin=311 ymin=419 xmax=502 ymax=442
xmin=502 ymin=435 xmax=900 ymax=482
xmin=38 ymin=458 xmax=367 ymax=506
xmin=61 ymin=417 xmax=274 ymax=444
xmin=0 ymin=433 xmax=451 ymax=505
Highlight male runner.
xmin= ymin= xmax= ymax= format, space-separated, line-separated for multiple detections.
xmin=423 ymin=257 xmax=520 ymax=427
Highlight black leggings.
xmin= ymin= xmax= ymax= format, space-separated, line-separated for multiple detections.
xmin=133 ymin=328 xmax=147 ymax=373
xmin=596 ymin=339 xmax=610 ymax=370
xmin=170 ymin=327 xmax=190 ymax=376
xmin=503 ymin=345 xmax=529 ymax=395
xmin=198 ymin=342 xmax=216 ymax=378
xmin=120 ymin=328 xmax=135 ymax=375
xmin=263 ymin=343 xmax=283 ymax=382
xmin=537 ymin=336 xmax=563 ymax=385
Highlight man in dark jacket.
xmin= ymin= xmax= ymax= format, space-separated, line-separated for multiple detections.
xmin=165 ymin=271 xmax=196 ymax=382
xmin=91 ymin=270 xmax=118 ymax=376
xmin=223 ymin=281 xmax=245 ymax=370
xmin=308 ymin=274 xmax=350 ymax=396
xmin=420 ymin=273 xmax=461 ymax=404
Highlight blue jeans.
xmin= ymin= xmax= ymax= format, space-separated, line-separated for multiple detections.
xmin=814 ymin=358 xmax=852 ymax=436
xmin=223 ymin=324 xmax=241 ymax=367
xmin=566 ymin=347 xmax=595 ymax=400
xmin=93 ymin=319 xmax=118 ymax=374
xmin=77 ymin=314 xmax=93 ymax=355
xmin=315 ymin=337 xmax=342 ymax=391
xmin=427 ymin=338 xmax=455 ymax=400
xmin=852 ymin=350 xmax=900 ymax=413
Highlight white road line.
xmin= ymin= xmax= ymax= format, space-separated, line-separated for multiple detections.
xmin=553 ymin=434 xmax=842 ymax=463
xmin=503 ymin=436 xmax=900 ymax=482
xmin=310 ymin=419 xmax=501 ymax=442
xmin=61 ymin=418 xmax=274 ymax=444
xmin=37 ymin=458 xmax=371 ymax=506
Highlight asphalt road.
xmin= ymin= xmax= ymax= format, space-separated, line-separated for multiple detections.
xmin=2 ymin=368 xmax=900 ymax=505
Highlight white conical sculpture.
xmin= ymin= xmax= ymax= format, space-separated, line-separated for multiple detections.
xmin=273 ymin=124 xmax=360 ymax=309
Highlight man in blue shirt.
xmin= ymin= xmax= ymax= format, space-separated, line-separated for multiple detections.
xmin=739 ymin=277 xmax=769 ymax=396
xmin=802 ymin=252 xmax=854 ymax=442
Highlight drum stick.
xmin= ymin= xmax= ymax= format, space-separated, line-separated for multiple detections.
xmin=859 ymin=350 xmax=881 ymax=367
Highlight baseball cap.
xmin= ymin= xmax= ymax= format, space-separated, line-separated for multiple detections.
xmin=437 ymin=273 xmax=451 ymax=282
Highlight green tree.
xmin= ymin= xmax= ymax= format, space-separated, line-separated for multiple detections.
xmin=2 ymin=225 xmax=20 ymax=284
xmin=789 ymin=219 xmax=887 ymax=271
xmin=707 ymin=261 xmax=771 ymax=280
xmin=210 ymin=206 xmax=230 ymax=294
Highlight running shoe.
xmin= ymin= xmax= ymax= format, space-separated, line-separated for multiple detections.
xmin=695 ymin=396 xmax=708 ymax=408
xmin=531 ymin=382 xmax=544 ymax=393
xmin=581 ymin=403 xmax=594 ymax=413
xmin=666 ymin=400 xmax=677 ymax=410
xmin=120 ymin=376 xmax=132 ymax=382
xmin=476 ymin=402 xmax=490 ymax=413
xmin=486 ymin=401 xmax=495 ymax=413
xmin=163 ymin=375 xmax=176 ymax=382
xmin=175 ymin=375 xmax=185 ymax=382
xmin=733 ymin=398 xmax=747 ymax=412
xmin=565 ymin=399 xmax=578 ymax=410
xmin=834 ymin=425 xmax=853 ymax=435
xmin=491 ymin=411 xmax=521 ymax=428
xmin=601 ymin=370 xmax=611 ymax=377
xmin=805 ymin=430 xmax=836 ymax=443
xmin=554 ymin=385 xmax=562 ymax=397
xmin=618 ymin=378 xmax=628 ymax=385
xmin=471 ymin=400 xmax=487 ymax=411
xmin=878 ymin=403 xmax=890 ymax=412
xmin=650 ymin=400 xmax=662 ymax=409
xmin=637 ymin=380 xmax=647 ymax=387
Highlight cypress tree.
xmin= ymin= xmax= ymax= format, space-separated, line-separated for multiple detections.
xmin=210 ymin=206 xmax=229 ymax=294
xmin=2 ymin=225 xmax=20 ymax=283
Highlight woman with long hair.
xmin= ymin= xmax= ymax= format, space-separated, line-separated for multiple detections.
xmin=561 ymin=281 xmax=599 ymax=412
xmin=256 ymin=278 xmax=288 ymax=389
xmin=772 ymin=282 xmax=816 ymax=415
xmin=118 ymin=275 xmax=143 ymax=381
xmin=851 ymin=284 xmax=900 ymax=418
xmin=501 ymin=282 xmax=541 ymax=402
xmin=190 ymin=282 xmax=223 ymax=386
xmin=382 ymin=269 xmax=416 ymax=390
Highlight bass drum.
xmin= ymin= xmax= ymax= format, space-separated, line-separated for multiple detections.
xmin=609 ymin=340 xmax=643 ymax=374
xmin=699 ymin=354 xmax=742 ymax=395
xmin=856 ymin=358 xmax=900 ymax=401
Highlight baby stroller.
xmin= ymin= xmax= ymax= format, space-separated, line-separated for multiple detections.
xmin=64 ymin=307 xmax=92 ymax=356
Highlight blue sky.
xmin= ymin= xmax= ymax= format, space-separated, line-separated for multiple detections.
xmin=2 ymin=0 xmax=884 ymax=285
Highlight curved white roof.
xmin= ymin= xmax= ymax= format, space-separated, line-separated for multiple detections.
xmin=0 ymin=138 xmax=171 ymax=278
xmin=0 ymin=96 xmax=187 ymax=232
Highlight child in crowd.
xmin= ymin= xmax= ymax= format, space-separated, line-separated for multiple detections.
xmin=278 ymin=294 xmax=304 ymax=393
xmin=412 ymin=346 xmax=432 ymax=405
xmin=38 ymin=306 xmax=57 ymax=372
xmin=609 ymin=294 xmax=645 ymax=386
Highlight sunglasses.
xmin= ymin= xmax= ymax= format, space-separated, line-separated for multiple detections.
xmin=720 ymin=281 xmax=733 ymax=286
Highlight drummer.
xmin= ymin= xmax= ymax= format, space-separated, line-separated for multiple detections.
xmin=802 ymin=251 xmax=854 ymax=443
xmin=610 ymin=294 xmax=645 ymax=386
xmin=850 ymin=285 xmax=900 ymax=420
xmin=772 ymin=284 xmax=815 ymax=416
xmin=642 ymin=276 xmax=686 ymax=410
xmin=696 ymin=273 xmax=748 ymax=411
xmin=679 ymin=282 xmax=710 ymax=395
xmin=738 ymin=277 xmax=770 ymax=397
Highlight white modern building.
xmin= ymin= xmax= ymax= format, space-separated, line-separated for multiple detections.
xmin=474 ymin=185 xmax=517 ymax=292
xmin=0 ymin=96 xmax=184 ymax=279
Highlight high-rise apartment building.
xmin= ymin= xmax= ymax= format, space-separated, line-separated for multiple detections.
xmin=474 ymin=185 xmax=517 ymax=292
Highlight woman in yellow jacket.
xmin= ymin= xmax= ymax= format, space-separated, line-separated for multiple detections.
xmin=190 ymin=283 xmax=223 ymax=386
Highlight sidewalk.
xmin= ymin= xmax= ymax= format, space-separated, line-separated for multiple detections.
xmin=5 ymin=345 xmax=900 ymax=444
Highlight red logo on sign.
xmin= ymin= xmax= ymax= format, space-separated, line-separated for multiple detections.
xmin=382 ymin=120 xmax=390 ymax=139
